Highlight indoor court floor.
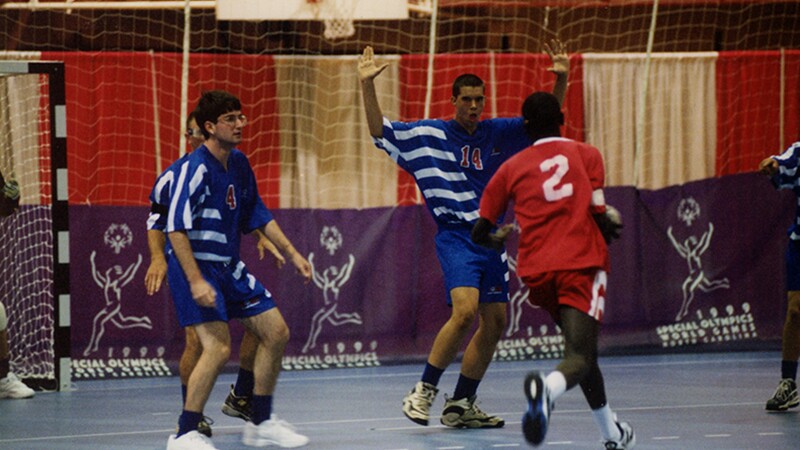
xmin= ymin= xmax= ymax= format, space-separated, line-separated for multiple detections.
xmin=1 ymin=351 xmax=797 ymax=449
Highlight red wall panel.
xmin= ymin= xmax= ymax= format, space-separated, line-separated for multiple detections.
xmin=42 ymin=51 xmax=281 ymax=208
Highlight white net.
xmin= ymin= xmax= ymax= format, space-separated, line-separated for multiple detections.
xmin=312 ymin=0 xmax=357 ymax=40
xmin=0 ymin=1 xmax=796 ymax=374
xmin=0 ymin=71 xmax=55 ymax=384
xmin=0 ymin=2 xmax=793 ymax=208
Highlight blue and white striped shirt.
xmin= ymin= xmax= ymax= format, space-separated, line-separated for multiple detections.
xmin=374 ymin=116 xmax=531 ymax=228
xmin=772 ymin=141 xmax=800 ymax=241
xmin=164 ymin=145 xmax=273 ymax=263
xmin=147 ymin=154 xmax=189 ymax=233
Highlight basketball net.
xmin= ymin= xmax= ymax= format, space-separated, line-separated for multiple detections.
xmin=309 ymin=0 xmax=357 ymax=40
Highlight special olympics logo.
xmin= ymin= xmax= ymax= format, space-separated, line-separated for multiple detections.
xmin=320 ymin=226 xmax=342 ymax=255
xmin=677 ymin=198 xmax=700 ymax=226
xmin=104 ymin=223 xmax=133 ymax=254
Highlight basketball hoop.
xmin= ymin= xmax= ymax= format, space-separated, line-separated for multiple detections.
xmin=308 ymin=0 xmax=357 ymax=40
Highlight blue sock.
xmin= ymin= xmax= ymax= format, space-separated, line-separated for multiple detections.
xmin=177 ymin=410 xmax=203 ymax=437
xmin=234 ymin=368 xmax=255 ymax=397
xmin=781 ymin=360 xmax=798 ymax=380
xmin=452 ymin=374 xmax=480 ymax=400
xmin=251 ymin=394 xmax=273 ymax=425
xmin=421 ymin=363 xmax=445 ymax=386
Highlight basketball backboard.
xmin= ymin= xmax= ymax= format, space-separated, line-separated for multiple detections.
xmin=216 ymin=0 xmax=410 ymax=21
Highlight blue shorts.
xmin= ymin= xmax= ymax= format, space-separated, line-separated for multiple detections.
xmin=167 ymin=256 xmax=275 ymax=327
xmin=434 ymin=228 xmax=509 ymax=305
xmin=787 ymin=241 xmax=800 ymax=291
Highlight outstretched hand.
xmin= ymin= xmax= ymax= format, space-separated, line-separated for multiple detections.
xmin=290 ymin=252 xmax=312 ymax=284
xmin=359 ymin=46 xmax=389 ymax=82
xmin=256 ymin=234 xmax=286 ymax=269
xmin=544 ymin=39 xmax=569 ymax=76
xmin=144 ymin=258 xmax=167 ymax=296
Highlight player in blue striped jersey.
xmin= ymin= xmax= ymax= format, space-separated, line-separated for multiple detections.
xmin=759 ymin=141 xmax=800 ymax=413
xmin=164 ymin=91 xmax=311 ymax=450
xmin=146 ymin=112 xmax=286 ymax=438
xmin=359 ymin=42 xmax=569 ymax=429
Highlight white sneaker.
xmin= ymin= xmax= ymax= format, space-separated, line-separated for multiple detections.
xmin=440 ymin=394 xmax=504 ymax=428
xmin=402 ymin=381 xmax=438 ymax=426
xmin=0 ymin=373 xmax=35 ymax=399
xmin=166 ymin=431 xmax=218 ymax=450
xmin=242 ymin=416 xmax=309 ymax=448
xmin=604 ymin=421 xmax=636 ymax=449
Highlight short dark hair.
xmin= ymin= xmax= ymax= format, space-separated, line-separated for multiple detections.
xmin=452 ymin=74 xmax=484 ymax=97
xmin=194 ymin=90 xmax=242 ymax=139
xmin=521 ymin=92 xmax=563 ymax=137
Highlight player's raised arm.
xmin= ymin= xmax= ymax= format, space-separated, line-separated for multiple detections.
xmin=359 ymin=46 xmax=390 ymax=138
xmin=544 ymin=39 xmax=569 ymax=107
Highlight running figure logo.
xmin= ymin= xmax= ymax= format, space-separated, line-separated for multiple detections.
xmin=84 ymin=224 xmax=152 ymax=356
xmin=506 ymin=253 xmax=534 ymax=337
xmin=302 ymin=226 xmax=362 ymax=353
xmin=667 ymin=198 xmax=730 ymax=321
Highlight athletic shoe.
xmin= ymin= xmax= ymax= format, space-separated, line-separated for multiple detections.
xmin=402 ymin=381 xmax=439 ymax=426
xmin=166 ymin=430 xmax=217 ymax=450
xmin=174 ymin=416 xmax=214 ymax=437
xmin=221 ymin=384 xmax=252 ymax=421
xmin=604 ymin=421 xmax=636 ymax=449
xmin=440 ymin=394 xmax=505 ymax=428
xmin=0 ymin=372 xmax=35 ymax=399
xmin=242 ymin=416 xmax=309 ymax=448
xmin=765 ymin=378 xmax=800 ymax=411
xmin=522 ymin=371 xmax=552 ymax=446
xmin=197 ymin=416 xmax=214 ymax=437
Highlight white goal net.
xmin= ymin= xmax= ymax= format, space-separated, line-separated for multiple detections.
xmin=0 ymin=61 xmax=69 ymax=391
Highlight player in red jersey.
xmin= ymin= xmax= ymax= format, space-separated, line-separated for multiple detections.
xmin=472 ymin=92 xmax=633 ymax=449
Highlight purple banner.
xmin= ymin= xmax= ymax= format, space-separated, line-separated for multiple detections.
xmin=69 ymin=173 xmax=793 ymax=378
xmin=69 ymin=207 xmax=177 ymax=378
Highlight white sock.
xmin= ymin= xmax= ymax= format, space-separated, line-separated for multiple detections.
xmin=592 ymin=404 xmax=621 ymax=441
xmin=544 ymin=371 xmax=567 ymax=401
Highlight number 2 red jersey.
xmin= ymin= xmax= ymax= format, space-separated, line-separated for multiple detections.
xmin=479 ymin=137 xmax=608 ymax=279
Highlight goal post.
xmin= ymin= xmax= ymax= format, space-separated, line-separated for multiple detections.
xmin=0 ymin=60 xmax=70 ymax=392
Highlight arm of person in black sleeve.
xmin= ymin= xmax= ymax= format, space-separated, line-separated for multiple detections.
xmin=593 ymin=205 xmax=623 ymax=244
xmin=471 ymin=218 xmax=514 ymax=252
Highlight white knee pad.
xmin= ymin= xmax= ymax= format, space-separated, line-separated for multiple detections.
xmin=0 ymin=302 xmax=7 ymax=331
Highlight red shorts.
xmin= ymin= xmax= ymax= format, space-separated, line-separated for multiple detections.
xmin=522 ymin=268 xmax=607 ymax=323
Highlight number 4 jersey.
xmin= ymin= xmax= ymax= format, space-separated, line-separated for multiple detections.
xmin=165 ymin=145 xmax=273 ymax=263
xmin=479 ymin=136 xmax=609 ymax=278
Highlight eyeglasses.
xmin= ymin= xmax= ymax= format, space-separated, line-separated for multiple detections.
xmin=216 ymin=113 xmax=247 ymax=127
